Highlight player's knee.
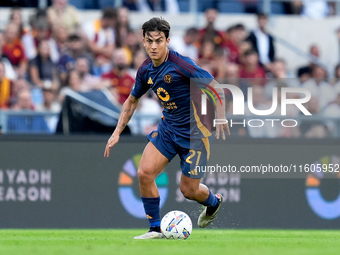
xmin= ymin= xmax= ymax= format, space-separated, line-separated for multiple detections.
xmin=180 ymin=185 xmax=197 ymax=200
xmin=137 ymin=168 xmax=153 ymax=184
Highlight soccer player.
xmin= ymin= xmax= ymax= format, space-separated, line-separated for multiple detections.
xmin=104 ymin=17 xmax=229 ymax=239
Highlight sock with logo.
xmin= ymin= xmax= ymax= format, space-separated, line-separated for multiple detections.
xmin=141 ymin=196 xmax=161 ymax=231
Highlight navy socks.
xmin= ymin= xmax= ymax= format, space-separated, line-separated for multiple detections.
xmin=200 ymin=190 xmax=218 ymax=207
xmin=141 ymin=196 xmax=161 ymax=228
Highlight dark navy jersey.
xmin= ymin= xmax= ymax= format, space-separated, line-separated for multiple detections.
xmin=131 ymin=50 xmax=214 ymax=139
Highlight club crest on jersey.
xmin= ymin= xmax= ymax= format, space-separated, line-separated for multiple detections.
xmin=163 ymin=74 xmax=172 ymax=83
xmin=157 ymin=87 xmax=170 ymax=102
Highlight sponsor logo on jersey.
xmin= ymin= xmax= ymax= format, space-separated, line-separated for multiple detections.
xmin=157 ymin=87 xmax=170 ymax=102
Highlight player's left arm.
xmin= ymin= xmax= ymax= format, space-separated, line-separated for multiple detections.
xmin=208 ymin=79 xmax=230 ymax=140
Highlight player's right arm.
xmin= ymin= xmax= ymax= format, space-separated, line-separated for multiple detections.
xmin=104 ymin=94 xmax=139 ymax=157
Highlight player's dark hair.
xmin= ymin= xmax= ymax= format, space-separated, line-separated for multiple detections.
xmin=142 ymin=17 xmax=171 ymax=39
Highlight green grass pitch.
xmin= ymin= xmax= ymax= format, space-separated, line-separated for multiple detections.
xmin=0 ymin=229 xmax=339 ymax=255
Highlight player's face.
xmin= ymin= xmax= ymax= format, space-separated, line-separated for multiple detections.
xmin=143 ymin=31 xmax=170 ymax=65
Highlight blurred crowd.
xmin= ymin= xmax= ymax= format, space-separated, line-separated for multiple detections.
xmin=0 ymin=0 xmax=340 ymax=138
xmin=1 ymin=0 xmax=338 ymax=18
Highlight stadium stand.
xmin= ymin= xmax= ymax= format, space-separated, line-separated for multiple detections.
xmin=0 ymin=1 xmax=340 ymax=137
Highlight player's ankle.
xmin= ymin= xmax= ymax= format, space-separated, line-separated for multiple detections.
xmin=206 ymin=199 xmax=220 ymax=216
xmin=149 ymin=226 xmax=161 ymax=233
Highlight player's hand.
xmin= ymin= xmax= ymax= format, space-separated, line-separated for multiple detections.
xmin=104 ymin=134 xmax=120 ymax=157
xmin=215 ymin=122 xmax=230 ymax=140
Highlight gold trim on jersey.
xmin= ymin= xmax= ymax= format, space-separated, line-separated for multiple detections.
xmin=191 ymin=101 xmax=212 ymax=138
xmin=201 ymin=137 xmax=210 ymax=161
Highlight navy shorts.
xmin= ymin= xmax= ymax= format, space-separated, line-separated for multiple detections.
xmin=147 ymin=124 xmax=210 ymax=179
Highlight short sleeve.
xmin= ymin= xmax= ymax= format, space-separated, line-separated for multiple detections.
xmin=130 ymin=69 xmax=149 ymax=98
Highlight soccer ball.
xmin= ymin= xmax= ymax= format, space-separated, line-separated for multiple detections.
xmin=160 ymin=210 xmax=192 ymax=239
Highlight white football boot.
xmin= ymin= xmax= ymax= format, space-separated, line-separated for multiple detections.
xmin=197 ymin=194 xmax=223 ymax=228
xmin=134 ymin=231 xmax=164 ymax=240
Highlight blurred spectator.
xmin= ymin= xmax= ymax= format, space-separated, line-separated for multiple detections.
xmin=9 ymin=7 xmax=26 ymax=38
xmin=125 ymin=30 xmax=142 ymax=61
xmin=0 ymin=61 xmax=13 ymax=109
xmin=198 ymin=40 xmax=215 ymax=63
xmin=10 ymin=88 xmax=34 ymax=110
xmin=35 ymin=87 xmax=60 ymax=112
xmin=169 ymin=27 xmax=199 ymax=61
xmin=47 ymin=0 xmax=80 ymax=34
xmin=7 ymin=89 xmax=51 ymax=133
xmin=50 ymin=23 xmax=69 ymax=61
xmin=58 ymin=69 xmax=82 ymax=103
xmin=35 ymin=87 xmax=61 ymax=133
xmin=82 ymin=8 xmax=117 ymax=77
xmin=224 ymin=24 xmax=246 ymax=63
xmin=213 ymin=47 xmax=228 ymax=79
xmin=116 ymin=7 xmax=130 ymax=47
xmin=245 ymin=86 xmax=276 ymax=138
xmin=246 ymin=12 xmax=275 ymax=69
xmin=265 ymin=58 xmax=298 ymax=99
xmin=75 ymin=57 xmax=102 ymax=92
xmin=28 ymin=40 xmax=58 ymax=89
xmin=223 ymin=62 xmax=249 ymax=99
xmin=199 ymin=8 xmax=226 ymax=49
xmin=22 ymin=12 xmax=60 ymax=64
xmin=323 ymin=93 xmax=340 ymax=132
xmin=198 ymin=40 xmax=221 ymax=77
xmin=238 ymin=49 xmax=266 ymax=86
xmin=267 ymin=58 xmax=291 ymax=79
xmin=2 ymin=23 xmax=27 ymax=78
xmin=0 ymin=31 xmax=16 ymax=80
xmin=223 ymin=62 xmax=248 ymax=137
xmin=273 ymin=85 xmax=301 ymax=138
xmin=101 ymin=48 xmax=135 ymax=105
xmin=128 ymin=49 xmax=147 ymax=78
xmin=323 ymin=75 xmax=340 ymax=119
xmin=237 ymin=40 xmax=252 ymax=64
xmin=303 ymin=65 xmax=336 ymax=110
xmin=296 ymin=44 xmax=320 ymax=84
xmin=9 ymin=78 xmax=30 ymax=107
xmin=299 ymin=96 xmax=329 ymax=138
xmin=57 ymin=34 xmax=90 ymax=84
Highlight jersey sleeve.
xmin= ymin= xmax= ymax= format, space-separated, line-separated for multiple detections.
xmin=130 ymin=68 xmax=149 ymax=99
